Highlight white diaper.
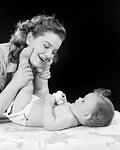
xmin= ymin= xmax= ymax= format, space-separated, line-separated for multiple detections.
xmin=4 ymin=95 xmax=40 ymax=126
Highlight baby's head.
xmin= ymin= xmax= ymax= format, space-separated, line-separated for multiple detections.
xmin=71 ymin=88 xmax=115 ymax=127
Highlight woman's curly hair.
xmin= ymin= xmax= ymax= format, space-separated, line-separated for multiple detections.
xmin=8 ymin=13 xmax=66 ymax=64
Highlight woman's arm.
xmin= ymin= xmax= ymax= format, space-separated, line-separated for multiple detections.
xmin=0 ymin=47 xmax=34 ymax=117
xmin=0 ymin=79 xmax=21 ymax=117
xmin=0 ymin=63 xmax=34 ymax=117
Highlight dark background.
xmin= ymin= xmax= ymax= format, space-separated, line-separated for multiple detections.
xmin=0 ymin=1 xmax=120 ymax=111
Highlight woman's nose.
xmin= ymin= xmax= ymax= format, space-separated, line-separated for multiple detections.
xmin=45 ymin=50 xmax=53 ymax=62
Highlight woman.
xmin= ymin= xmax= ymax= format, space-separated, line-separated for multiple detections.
xmin=0 ymin=13 xmax=66 ymax=118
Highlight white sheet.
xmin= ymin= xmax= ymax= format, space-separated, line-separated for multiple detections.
xmin=0 ymin=111 xmax=120 ymax=150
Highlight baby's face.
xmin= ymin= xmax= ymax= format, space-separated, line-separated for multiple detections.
xmin=71 ymin=93 xmax=99 ymax=122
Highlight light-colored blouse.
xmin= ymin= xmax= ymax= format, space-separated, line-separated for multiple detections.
xmin=0 ymin=43 xmax=17 ymax=90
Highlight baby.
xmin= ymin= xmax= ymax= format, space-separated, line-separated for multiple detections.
xmin=4 ymin=87 xmax=115 ymax=130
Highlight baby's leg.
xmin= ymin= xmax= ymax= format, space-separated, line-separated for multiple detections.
xmin=12 ymin=81 xmax=33 ymax=113
xmin=12 ymin=49 xmax=34 ymax=113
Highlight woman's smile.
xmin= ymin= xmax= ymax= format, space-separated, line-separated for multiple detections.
xmin=38 ymin=55 xmax=46 ymax=62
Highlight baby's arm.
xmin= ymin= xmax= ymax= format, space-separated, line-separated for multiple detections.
xmin=43 ymin=94 xmax=72 ymax=131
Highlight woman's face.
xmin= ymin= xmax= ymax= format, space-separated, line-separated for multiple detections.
xmin=27 ymin=31 xmax=62 ymax=68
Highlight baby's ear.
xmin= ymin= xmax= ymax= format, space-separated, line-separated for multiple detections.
xmin=81 ymin=112 xmax=91 ymax=120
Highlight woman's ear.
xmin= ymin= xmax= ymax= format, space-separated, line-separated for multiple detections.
xmin=81 ymin=112 xmax=91 ymax=120
xmin=26 ymin=32 xmax=33 ymax=45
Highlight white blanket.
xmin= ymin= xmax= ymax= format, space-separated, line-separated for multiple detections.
xmin=0 ymin=111 xmax=120 ymax=150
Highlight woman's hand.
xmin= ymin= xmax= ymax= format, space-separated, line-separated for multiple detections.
xmin=12 ymin=63 xmax=34 ymax=89
xmin=36 ymin=65 xmax=51 ymax=80
xmin=36 ymin=58 xmax=53 ymax=80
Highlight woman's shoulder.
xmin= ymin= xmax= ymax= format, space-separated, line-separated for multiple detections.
xmin=0 ymin=43 xmax=10 ymax=56
xmin=0 ymin=43 xmax=10 ymax=47
xmin=0 ymin=43 xmax=17 ymax=73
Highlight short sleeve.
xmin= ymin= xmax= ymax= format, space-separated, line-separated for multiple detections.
xmin=0 ymin=43 xmax=17 ymax=91
xmin=0 ymin=52 xmax=7 ymax=90
xmin=0 ymin=43 xmax=10 ymax=90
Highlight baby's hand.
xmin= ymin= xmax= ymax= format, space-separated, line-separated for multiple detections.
xmin=53 ymin=91 xmax=67 ymax=105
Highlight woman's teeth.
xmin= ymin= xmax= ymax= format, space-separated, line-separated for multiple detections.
xmin=39 ymin=55 xmax=46 ymax=62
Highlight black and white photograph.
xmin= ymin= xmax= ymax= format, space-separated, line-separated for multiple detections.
xmin=0 ymin=1 xmax=120 ymax=150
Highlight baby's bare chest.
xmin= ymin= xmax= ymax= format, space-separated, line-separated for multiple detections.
xmin=54 ymin=102 xmax=71 ymax=116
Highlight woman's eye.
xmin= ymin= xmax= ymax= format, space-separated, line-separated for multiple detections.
xmin=44 ymin=44 xmax=49 ymax=49
xmin=52 ymin=50 xmax=57 ymax=55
